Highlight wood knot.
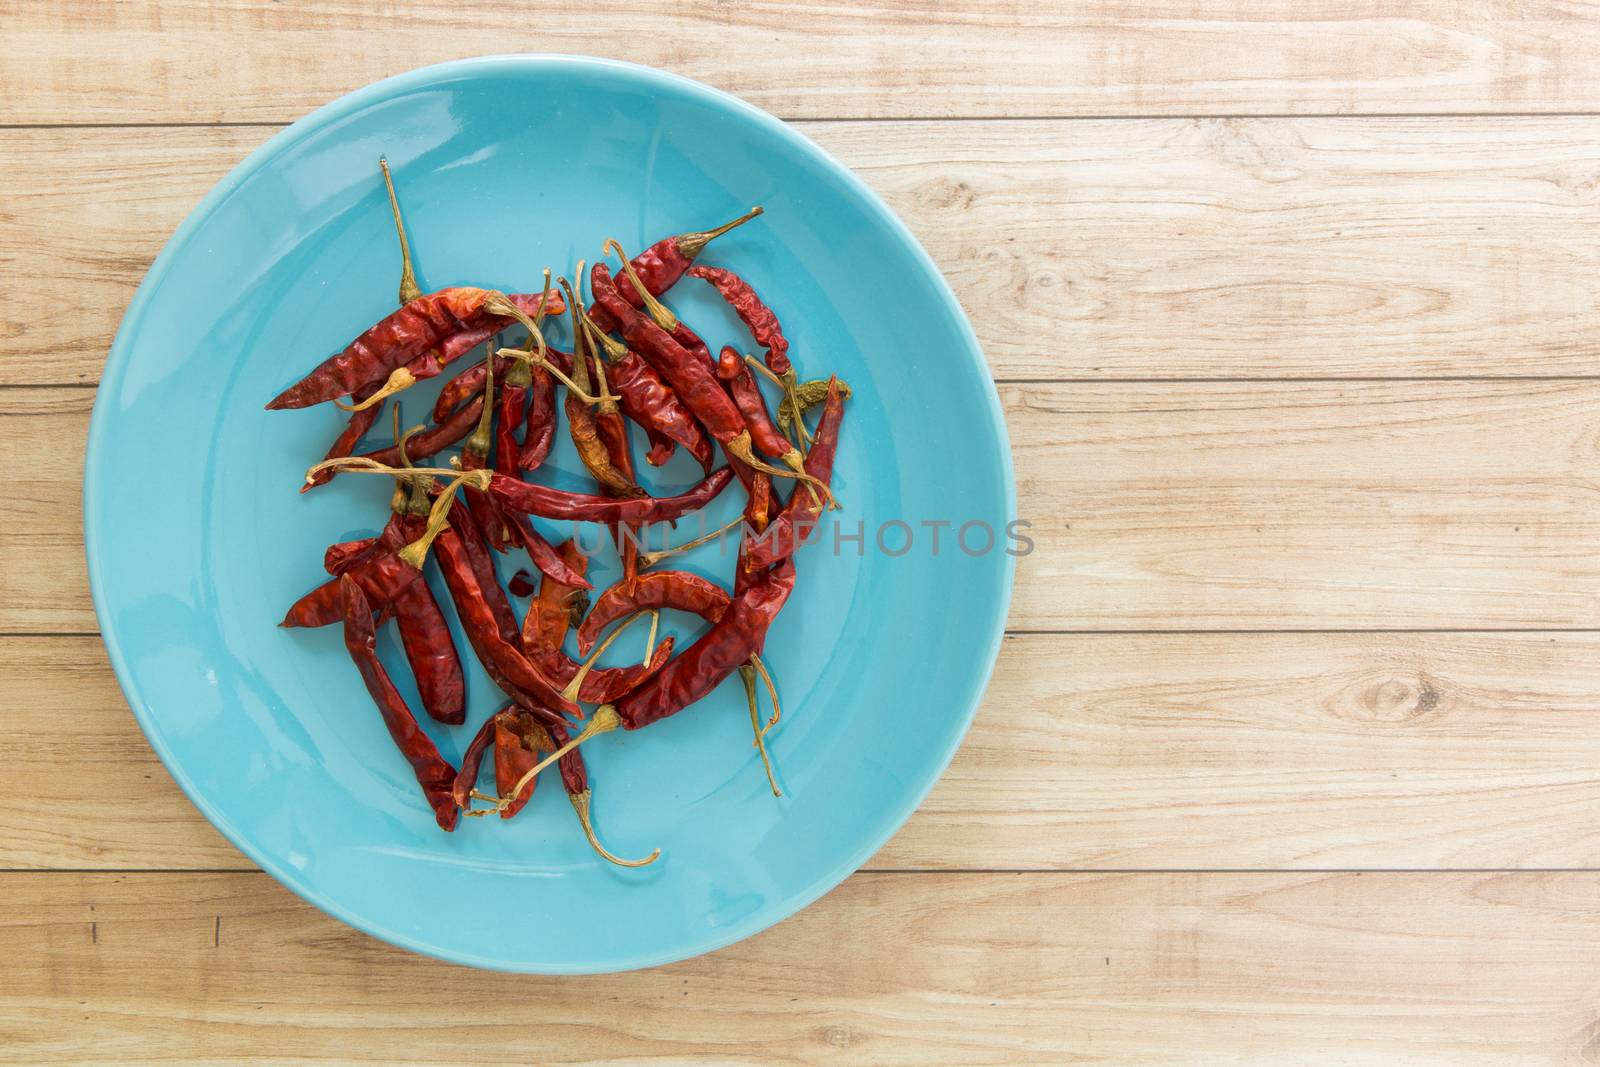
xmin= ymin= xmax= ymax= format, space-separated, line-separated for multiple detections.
xmin=1351 ymin=672 xmax=1445 ymax=724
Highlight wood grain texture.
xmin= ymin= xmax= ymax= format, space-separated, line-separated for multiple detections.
xmin=6 ymin=870 xmax=1600 ymax=1065
xmin=13 ymin=633 xmax=1600 ymax=872
xmin=10 ymin=2 xmax=1600 ymax=123
xmin=18 ymin=381 xmax=1600 ymax=633
xmin=12 ymin=117 xmax=1600 ymax=385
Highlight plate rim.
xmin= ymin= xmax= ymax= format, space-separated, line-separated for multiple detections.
xmin=84 ymin=53 xmax=1017 ymax=973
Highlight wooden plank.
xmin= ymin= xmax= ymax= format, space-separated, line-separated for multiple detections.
xmin=19 ymin=379 xmax=1600 ymax=632
xmin=4 ymin=870 xmax=1600 ymax=1064
xmin=14 ymin=633 xmax=1600 ymax=872
xmin=13 ymin=117 xmax=1600 ymax=386
xmin=9 ymin=2 xmax=1600 ymax=123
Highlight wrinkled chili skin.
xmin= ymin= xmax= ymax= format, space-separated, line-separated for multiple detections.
xmin=747 ymin=378 xmax=845 ymax=570
xmin=323 ymin=536 xmax=379 ymax=576
xmin=690 ymin=266 xmax=791 ymax=375
xmin=718 ymin=345 xmax=792 ymax=460
xmin=433 ymin=355 xmax=513 ymax=423
xmin=451 ymin=712 xmax=501 ymax=810
xmin=509 ymin=514 xmax=591 ymax=590
xmin=610 ymin=559 xmax=796 ymax=730
xmin=494 ymin=709 xmax=551 ymax=818
xmin=490 ymin=465 xmax=734 ymax=525
xmin=522 ymin=540 xmax=590 ymax=654
xmin=585 ymin=237 xmax=697 ymax=335
xmin=460 ymin=448 xmax=513 ymax=552
xmin=518 ymin=366 xmax=558 ymax=471
xmin=590 ymin=265 xmax=747 ymax=446
xmin=431 ymin=519 xmax=581 ymax=719
xmin=268 ymin=288 xmax=563 ymax=410
xmin=447 ymin=499 xmax=520 ymax=645
xmin=339 ymin=577 xmax=460 ymax=831
xmin=576 ymin=570 xmax=732 ymax=655
xmin=281 ymin=545 xmax=421 ymax=627
xmin=306 ymin=394 xmax=484 ymax=490
xmin=579 ymin=282 xmax=714 ymax=471
xmin=494 ymin=378 xmax=530 ymax=479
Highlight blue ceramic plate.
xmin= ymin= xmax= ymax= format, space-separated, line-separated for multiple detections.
xmin=86 ymin=55 xmax=1013 ymax=973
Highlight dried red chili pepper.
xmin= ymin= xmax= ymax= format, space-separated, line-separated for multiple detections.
xmin=518 ymin=365 xmax=558 ymax=471
xmin=716 ymin=345 xmax=800 ymax=465
xmin=746 ymin=378 xmax=846 ymax=570
xmin=451 ymin=711 xmax=501 ymax=812
xmin=493 ymin=708 xmax=554 ymax=818
xmin=323 ymin=536 xmax=378 ymax=575
xmin=489 ymin=464 xmax=734 ymax=525
xmin=553 ymin=273 xmax=642 ymax=499
xmin=266 ymin=288 xmax=563 ymax=410
xmin=689 ymin=265 xmax=791 ymax=375
xmin=507 ymin=513 xmax=591 ymax=591
xmin=591 ymin=261 xmax=830 ymax=504
xmin=518 ymin=540 xmax=674 ymax=703
xmin=584 ymin=207 xmax=763 ymax=336
xmin=339 ymin=575 xmax=459 ymax=831
xmin=575 ymin=570 xmax=731 ymax=655
xmin=493 ymin=558 xmax=797 ymax=801
xmin=444 ymin=497 xmax=520 ymax=645
xmin=432 ymin=354 xmax=510 ymax=423
xmin=580 ymin=287 xmax=712 ymax=470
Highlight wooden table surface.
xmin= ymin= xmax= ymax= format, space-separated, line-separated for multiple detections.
xmin=10 ymin=2 xmax=1600 ymax=1062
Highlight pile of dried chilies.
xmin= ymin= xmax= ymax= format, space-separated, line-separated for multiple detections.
xmin=275 ymin=159 xmax=849 ymax=867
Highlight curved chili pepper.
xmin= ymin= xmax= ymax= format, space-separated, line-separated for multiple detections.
xmin=746 ymin=378 xmax=845 ymax=570
xmin=717 ymin=346 xmax=794 ymax=461
xmin=305 ymin=394 xmax=484 ymax=491
xmin=500 ymin=559 xmax=797 ymax=797
xmin=267 ymin=288 xmax=563 ymax=410
xmin=313 ymin=380 xmax=386 ymax=483
xmin=690 ymin=266 xmax=790 ymax=375
xmin=584 ymin=207 xmax=763 ymax=335
xmin=451 ymin=711 xmax=501 ymax=811
xmin=339 ymin=575 xmax=460 ymax=831
xmin=575 ymin=570 xmax=732 ymax=655
xmin=281 ymin=547 xmax=421 ymax=627
xmin=489 ymin=465 xmax=734 ymax=525
xmin=518 ymin=539 xmax=674 ymax=703
xmin=611 ymin=557 xmax=796 ymax=729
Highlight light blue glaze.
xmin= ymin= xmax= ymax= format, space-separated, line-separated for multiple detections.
xmin=85 ymin=56 xmax=1014 ymax=973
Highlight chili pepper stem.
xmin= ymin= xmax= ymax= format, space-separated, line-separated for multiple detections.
xmin=644 ymin=609 xmax=660 ymax=661
xmin=637 ymin=515 xmax=744 ymax=568
xmin=379 ymin=157 xmax=421 ymax=305
xmin=303 ymin=455 xmax=481 ymax=486
xmin=336 ymin=364 xmax=417 ymax=412
xmin=581 ymin=311 xmax=627 ymax=362
xmin=570 ymin=789 xmax=661 ymax=868
xmin=740 ymin=664 xmax=781 ymax=797
xmin=604 ymin=238 xmax=679 ymax=332
xmin=677 ymin=205 xmax=764 ymax=260
xmin=560 ymin=611 xmax=649 ymax=703
xmin=500 ymin=705 xmax=622 ymax=805
xmin=398 ymin=470 xmax=488 ymax=569
xmin=726 ymin=431 xmax=838 ymax=510
xmin=494 ymin=347 xmax=601 ymax=406
xmin=751 ymin=651 xmax=782 ymax=736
